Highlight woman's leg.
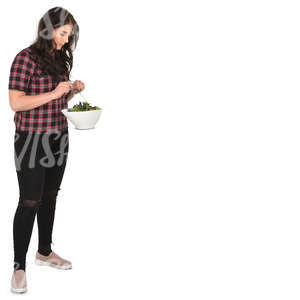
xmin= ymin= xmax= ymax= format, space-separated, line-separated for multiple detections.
xmin=37 ymin=129 xmax=69 ymax=256
xmin=13 ymin=131 xmax=46 ymax=271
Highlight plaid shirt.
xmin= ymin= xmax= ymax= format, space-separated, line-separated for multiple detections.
xmin=8 ymin=47 xmax=70 ymax=133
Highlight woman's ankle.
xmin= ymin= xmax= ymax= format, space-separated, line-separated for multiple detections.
xmin=38 ymin=244 xmax=52 ymax=256
xmin=14 ymin=261 xmax=25 ymax=272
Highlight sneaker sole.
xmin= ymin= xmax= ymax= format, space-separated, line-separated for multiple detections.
xmin=35 ymin=258 xmax=72 ymax=270
xmin=11 ymin=287 xmax=27 ymax=293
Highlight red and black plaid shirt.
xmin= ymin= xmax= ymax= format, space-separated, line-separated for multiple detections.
xmin=8 ymin=47 xmax=70 ymax=133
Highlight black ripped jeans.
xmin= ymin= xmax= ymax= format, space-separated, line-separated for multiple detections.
xmin=13 ymin=128 xmax=69 ymax=271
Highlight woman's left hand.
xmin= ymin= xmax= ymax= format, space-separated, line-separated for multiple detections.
xmin=72 ymin=80 xmax=85 ymax=94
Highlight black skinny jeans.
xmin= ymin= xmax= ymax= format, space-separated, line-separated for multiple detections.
xmin=13 ymin=128 xmax=69 ymax=271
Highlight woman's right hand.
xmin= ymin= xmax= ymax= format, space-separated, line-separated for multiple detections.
xmin=52 ymin=81 xmax=73 ymax=98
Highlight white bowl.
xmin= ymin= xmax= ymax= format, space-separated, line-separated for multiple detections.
xmin=61 ymin=108 xmax=103 ymax=130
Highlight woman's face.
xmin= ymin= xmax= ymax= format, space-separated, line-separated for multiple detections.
xmin=52 ymin=24 xmax=73 ymax=50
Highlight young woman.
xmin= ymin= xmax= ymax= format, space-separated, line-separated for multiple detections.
xmin=8 ymin=7 xmax=84 ymax=293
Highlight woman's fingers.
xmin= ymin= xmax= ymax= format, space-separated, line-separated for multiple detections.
xmin=73 ymin=80 xmax=85 ymax=92
xmin=60 ymin=82 xmax=73 ymax=89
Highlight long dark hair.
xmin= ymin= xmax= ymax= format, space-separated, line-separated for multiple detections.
xmin=29 ymin=7 xmax=79 ymax=82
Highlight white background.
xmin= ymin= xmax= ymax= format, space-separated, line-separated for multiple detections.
xmin=0 ymin=0 xmax=299 ymax=299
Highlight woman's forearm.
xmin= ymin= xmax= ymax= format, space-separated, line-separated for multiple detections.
xmin=14 ymin=91 xmax=57 ymax=112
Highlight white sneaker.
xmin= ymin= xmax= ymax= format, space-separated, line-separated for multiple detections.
xmin=11 ymin=270 xmax=27 ymax=293
xmin=35 ymin=251 xmax=72 ymax=270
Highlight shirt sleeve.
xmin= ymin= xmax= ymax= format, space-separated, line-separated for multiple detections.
xmin=8 ymin=50 xmax=35 ymax=93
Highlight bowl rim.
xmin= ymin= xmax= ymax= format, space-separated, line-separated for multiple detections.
xmin=62 ymin=108 xmax=102 ymax=113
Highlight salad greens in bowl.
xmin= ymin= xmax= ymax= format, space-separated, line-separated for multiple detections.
xmin=67 ymin=101 xmax=101 ymax=112
xmin=62 ymin=101 xmax=103 ymax=130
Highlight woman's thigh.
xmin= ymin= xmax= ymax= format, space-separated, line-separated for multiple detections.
xmin=14 ymin=131 xmax=46 ymax=201
xmin=14 ymin=129 xmax=69 ymax=200
xmin=43 ymin=129 xmax=69 ymax=192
